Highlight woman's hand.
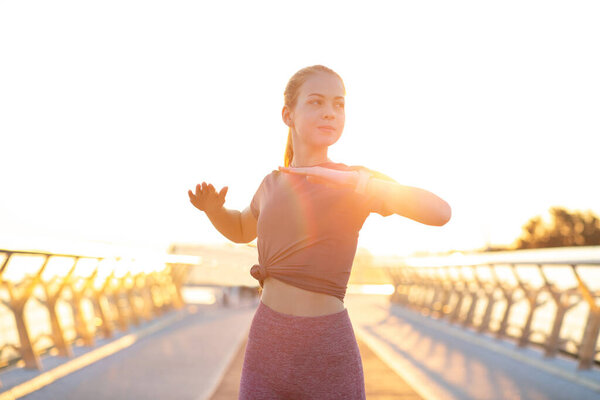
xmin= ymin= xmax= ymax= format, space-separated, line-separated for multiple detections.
xmin=188 ymin=182 xmax=228 ymax=214
xmin=278 ymin=166 xmax=359 ymax=189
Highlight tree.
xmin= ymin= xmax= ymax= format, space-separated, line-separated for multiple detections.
xmin=514 ymin=207 xmax=600 ymax=249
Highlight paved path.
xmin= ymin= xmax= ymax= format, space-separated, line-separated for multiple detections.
xmin=3 ymin=293 xmax=600 ymax=399
xmin=2 ymin=302 xmax=256 ymax=400
xmin=1 ymin=296 xmax=423 ymax=400
xmin=345 ymin=294 xmax=600 ymax=400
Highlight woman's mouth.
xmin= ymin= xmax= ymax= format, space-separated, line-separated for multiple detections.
xmin=318 ymin=126 xmax=336 ymax=133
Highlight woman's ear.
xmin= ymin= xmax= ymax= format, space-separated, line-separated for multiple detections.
xmin=282 ymin=106 xmax=293 ymax=127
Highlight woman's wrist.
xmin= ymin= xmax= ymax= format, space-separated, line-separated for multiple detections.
xmin=204 ymin=204 xmax=225 ymax=218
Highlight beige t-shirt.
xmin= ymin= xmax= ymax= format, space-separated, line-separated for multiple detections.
xmin=250 ymin=161 xmax=396 ymax=303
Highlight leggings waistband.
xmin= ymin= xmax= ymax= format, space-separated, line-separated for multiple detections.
xmin=257 ymin=299 xmax=349 ymax=325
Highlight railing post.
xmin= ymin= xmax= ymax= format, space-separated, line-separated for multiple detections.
xmin=491 ymin=266 xmax=519 ymax=339
xmin=511 ymin=265 xmax=547 ymax=347
xmin=447 ymin=266 xmax=466 ymax=323
xmin=475 ymin=265 xmax=498 ymax=333
xmin=146 ymin=272 xmax=164 ymax=316
xmin=121 ymin=273 xmax=140 ymax=326
xmin=169 ymin=263 xmax=188 ymax=310
xmin=537 ymin=265 xmax=580 ymax=357
xmin=40 ymin=260 xmax=78 ymax=357
xmin=135 ymin=272 xmax=155 ymax=320
xmin=411 ymin=267 xmax=425 ymax=309
xmin=92 ymin=270 xmax=116 ymax=338
xmin=463 ymin=266 xmax=481 ymax=328
xmin=435 ymin=267 xmax=452 ymax=317
xmin=426 ymin=268 xmax=442 ymax=314
xmin=572 ymin=265 xmax=600 ymax=370
xmin=112 ymin=273 xmax=130 ymax=332
xmin=1 ymin=252 xmax=10 ymax=388
xmin=3 ymin=254 xmax=49 ymax=369
xmin=398 ymin=267 xmax=413 ymax=306
xmin=386 ymin=267 xmax=402 ymax=304
xmin=71 ymin=270 xmax=99 ymax=347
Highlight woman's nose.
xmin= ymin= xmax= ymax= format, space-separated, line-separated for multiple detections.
xmin=322 ymin=105 xmax=336 ymax=119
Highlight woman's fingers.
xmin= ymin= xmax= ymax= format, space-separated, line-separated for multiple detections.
xmin=219 ymin=186 xmax=228 ymax=200
xmin=189 ymin=181 xmax=228 ymax=209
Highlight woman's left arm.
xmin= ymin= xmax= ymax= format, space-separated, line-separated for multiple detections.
xmin=365 ymin=176 xmax=451 ymax=226
xmin=278 ymin=165 xmax=451 ymax=226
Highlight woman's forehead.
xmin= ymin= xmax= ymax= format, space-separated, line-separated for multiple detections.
xmin=300 ymin=72 xmax=345 ymax=98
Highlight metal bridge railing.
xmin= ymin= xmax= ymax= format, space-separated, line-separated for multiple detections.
xmin=0 ymin=249 xmax=190 ymax=388
xmin=385 ymin=251 xmax=600 ymax=370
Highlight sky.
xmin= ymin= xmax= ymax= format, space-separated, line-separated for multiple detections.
xmin=0 ymin=0 xmax=598 ymax=258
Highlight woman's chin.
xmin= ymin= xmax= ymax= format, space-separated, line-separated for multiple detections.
xmin=314 ymin=133 xmax=342 ymax=147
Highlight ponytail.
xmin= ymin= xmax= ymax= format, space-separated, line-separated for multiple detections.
xmin=284 ymin=128 xmax=294 ymax=167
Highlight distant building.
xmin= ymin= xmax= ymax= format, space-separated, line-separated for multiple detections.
xmin=168 ymin=242 xmax=258 ymax=286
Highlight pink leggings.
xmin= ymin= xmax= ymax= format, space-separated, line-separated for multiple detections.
xmin=239 ymin=300 xmax=366 ymax=399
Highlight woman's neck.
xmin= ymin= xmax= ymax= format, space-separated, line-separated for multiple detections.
xmin=290 ymin=156 xmax=331 ymax=167
xmin=290 ymin=147 xmax=331 ymax=168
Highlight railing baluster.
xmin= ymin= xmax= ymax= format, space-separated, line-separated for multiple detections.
xmin=537 ymin=264 xmax=580 ymax=357
xmin=492 ymin=266 xmax=519 ymax=338
xmin=41 ymin=260 xmax=78 ymax=357
xmin=92 ymin=270 xmax=116 ymax=338
xmin=121 ymin=273 xmax=140 ymax=327
xmin=0 ymin=248 xmax=204 ymax=381
xmin=385 ymin=252 xmax=600 ymax=370
xmin=571 ymin=264 xmax=600 ymax=369
xmin=6 ymin=254 xmax=49 ymax=369
xmin=71 ymin=270 xmax=99 ymax=347
xmin=463 ymin=266 xmax=480 ymax=328
xmin=511 ymin=265 xmax=546 ymax=347
xmin=476 ymin=265 xmax=497 ymax=333
xmin=448 ymin=266 xmax=466 ymax=323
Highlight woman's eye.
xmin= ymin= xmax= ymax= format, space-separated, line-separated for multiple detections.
xmin=310 ymin=100 xmax=321 ymax=105
xmin=336 ymin=103 xmax=345 ymax=108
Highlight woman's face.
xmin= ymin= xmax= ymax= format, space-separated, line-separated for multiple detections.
xmin=285 ymin=72 xmax=345 ymax=150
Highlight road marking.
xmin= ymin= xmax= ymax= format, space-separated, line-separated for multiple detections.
xmin=0 ymin=310 xmax=187 ymax=400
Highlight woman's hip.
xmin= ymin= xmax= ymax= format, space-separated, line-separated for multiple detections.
xmin=240 ymin=300 xmax=365 ymax=399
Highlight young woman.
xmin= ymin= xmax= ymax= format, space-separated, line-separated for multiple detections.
xmin=188 ymin=65 xmax=451 ymax=399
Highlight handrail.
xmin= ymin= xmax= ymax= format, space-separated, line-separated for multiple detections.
xmin=385 ymin=253 xmax=600 ymax=370
xmin=0 ymin=248 xmax=190 ymax=388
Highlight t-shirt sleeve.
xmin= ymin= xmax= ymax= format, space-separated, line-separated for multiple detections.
xmin=250 ymin=175 xmax=268 ymax=219
xmin=352 ymin=166 xmax=397 ymax=217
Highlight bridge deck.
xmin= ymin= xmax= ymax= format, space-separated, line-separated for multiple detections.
xmin=0 ymin=296 xmax=423 ymax=400
xmin=2 ymin=294 xmax=600 ymax=400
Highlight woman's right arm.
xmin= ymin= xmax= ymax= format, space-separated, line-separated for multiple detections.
xmin=188 ymin=182 xmax=257 ymax=244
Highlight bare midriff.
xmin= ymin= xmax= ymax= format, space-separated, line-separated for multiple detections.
xmin=260 ymin=277 xmax=346 ymax=317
